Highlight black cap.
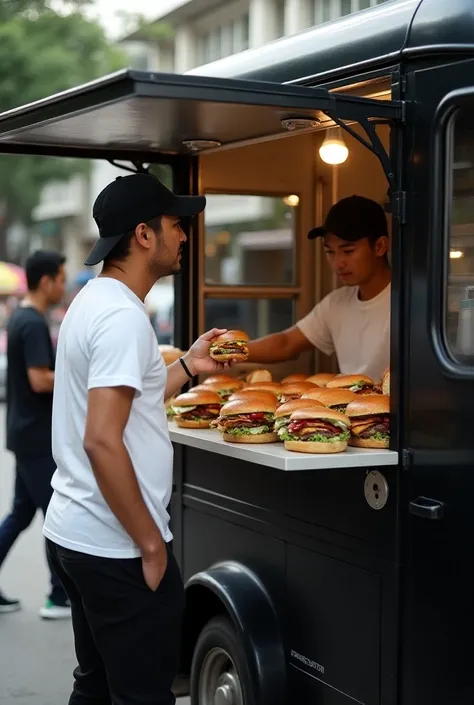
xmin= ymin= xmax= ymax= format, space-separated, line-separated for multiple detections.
xmin=85 ymin=173 xmax=206 ymax=266
xmin=308 ymin=195 xmax=388 ymax=242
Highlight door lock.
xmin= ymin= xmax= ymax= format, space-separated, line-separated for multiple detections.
xmin=364 ymin=470 xmax=389 ymax=510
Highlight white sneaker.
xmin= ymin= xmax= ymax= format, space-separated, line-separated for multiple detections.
xmin=39 ymin=598 xmax=72 ymax=620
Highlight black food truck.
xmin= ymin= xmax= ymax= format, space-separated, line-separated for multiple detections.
xmin=1 ymin=0 xmax=474 ymax=702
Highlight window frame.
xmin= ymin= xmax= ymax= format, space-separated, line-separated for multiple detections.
xmin=197 ymin=188 xmax=304 ymax=336
xmin=430 ymin=87 xmax=474 ymax=378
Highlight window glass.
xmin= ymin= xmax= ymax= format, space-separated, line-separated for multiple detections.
xmin=358 ymin=0 xmax=371 ymax=9
xmin=446 ymin=108 xmax=474 ymax=361
xmin=341 ymin=0 xmax=352 ymax=15
xmin=204 ymin=194 xmax=297 ymax=286
xmin=205 ymin=298 xmax=295 ymax=339
xmin=322 ymin=0 xmax=332 ymax=22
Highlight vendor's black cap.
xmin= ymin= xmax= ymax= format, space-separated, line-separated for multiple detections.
xmin=85 ymin=173 xmax=206 ymax=266
xmin=308 ymin=195 xmax=388 ymax=242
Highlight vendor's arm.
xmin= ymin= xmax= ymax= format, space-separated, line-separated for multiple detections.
xmin=247 ymin=296 xmax=335 ymax=364
xmin=164 ymin=327 xmax=233 ymax=399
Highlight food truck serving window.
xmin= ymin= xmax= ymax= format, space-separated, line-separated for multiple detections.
xmin=444 ymin=105 xmax=474 ymax=365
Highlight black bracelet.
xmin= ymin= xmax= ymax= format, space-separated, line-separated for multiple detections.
xmin=179 ymin=356 xmax=193 ymax=379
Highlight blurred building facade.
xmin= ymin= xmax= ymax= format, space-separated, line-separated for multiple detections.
xmin=22 ymin=0 xmax=389 ymax=324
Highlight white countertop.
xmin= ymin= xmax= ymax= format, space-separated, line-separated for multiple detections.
xmin=168 ymin=422 xmax=399 ymax=472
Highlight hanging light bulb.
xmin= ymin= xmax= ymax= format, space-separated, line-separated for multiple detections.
xmin=319 ymin=127 xmax=349 ymax=165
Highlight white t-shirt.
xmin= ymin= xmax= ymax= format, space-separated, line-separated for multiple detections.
xmin=297 ymin=284 xmax=390 ymax=382
xmin=43 ymin=278 xmax=173 ymax=559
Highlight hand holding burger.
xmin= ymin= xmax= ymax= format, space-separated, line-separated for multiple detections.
xmin=182 ymin=328 xmax=242 ymax=377
xmin=209 ymin=330 xmax=249 ymax=362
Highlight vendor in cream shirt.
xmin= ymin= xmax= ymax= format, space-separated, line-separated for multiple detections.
xmin=247 ymin=195 xmax=391 ymax=382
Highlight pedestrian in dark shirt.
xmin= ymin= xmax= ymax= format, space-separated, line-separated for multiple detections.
xmin=0 ymin=250 xmax=70 ymax=619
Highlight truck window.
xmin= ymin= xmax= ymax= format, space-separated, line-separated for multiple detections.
xmin=445 ymin=106 xmax=474 ymax=362
xmin=202 ymin=192 xmax=299 ymax=336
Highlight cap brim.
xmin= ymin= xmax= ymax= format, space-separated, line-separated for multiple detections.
xmin=84 ymin=232 xmax=126 ymax=267
xmin=163 ymin=194 xmax=206 ymax=217
xmin=308 ymin=226 xmax=326 ymax=240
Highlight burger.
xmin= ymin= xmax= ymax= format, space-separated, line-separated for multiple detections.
xmin=159 ymin=345 xmax=185 ymax=366
xmin=200 ymin=379 xmax=244 ymax=402
xmin=165 ymin=395 xmax=177 ymax=418
xmin=306 ymin=372 xmax=337 ymax=387
xmin=307 ymin=388 xmax=357 ymax=414
xmin=281 ymin=373 xmax=310 ymax=385
xmin=326 ymin=374 xmax=374 ymax=395
xmin=244 ymin=382 xmax=282 ymax=399
xmin=228 ymin=389 xmax=279 ymax=405
xmin=301 ymin=388 xmax=329 ymax=403
xmin=381 ymin=368 xmax=390 ymax=396
xmin=279 ymin=381 xmax=318 ymax=403
xmin=214 ymin=394 xmax=278 ymax=443
xmin=274 ymin=399 xmax=324 ymax=442
xmin=171 ymin=389 xmax=222 ymax=428
xmin=283 ymin=408 xmax=350 ymax=454
xmin=202 ymin=374 xmax=237 ymax=386
xmin=246 ymin=369 xmax=272 ymax=384
xmin=346 ymin=394 xmax=390 ymax=449
xmin=209 ymin=330 xmax=249 ymax=362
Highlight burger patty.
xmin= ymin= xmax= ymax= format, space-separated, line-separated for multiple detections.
xmin=351 ymin=415 xmax=390 ymax=437
xmin=288 ymin=419 xmax=347 ymax=440
xmin=217 ymin=412 xmax=273 ymax=430
xmin=211 ymin=341 xmax=249 ymax=355
xmin=178 ymin=405 xmax=221 ymax=420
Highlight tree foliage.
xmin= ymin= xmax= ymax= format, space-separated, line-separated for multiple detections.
xmin=0 ymin=2 xmax=126 ymax=260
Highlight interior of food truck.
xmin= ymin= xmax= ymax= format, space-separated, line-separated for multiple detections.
xmin=195 ymin=77 xmax=393 ymax=382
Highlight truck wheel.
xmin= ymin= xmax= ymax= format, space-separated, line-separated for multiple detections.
xmin=190 ymin=615 xmax=254 ymax=705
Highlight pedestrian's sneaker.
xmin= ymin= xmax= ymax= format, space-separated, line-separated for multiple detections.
xmin=0 ymin=591 xmax=21 ymax=613
xmin=39 ymin=598 xmax=71 ymax=620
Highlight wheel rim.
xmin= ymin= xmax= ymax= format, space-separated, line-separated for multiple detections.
xmin=198 ymin=646 xmax=244 ymax=705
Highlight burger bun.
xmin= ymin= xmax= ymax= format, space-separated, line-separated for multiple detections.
xmin=246 ymin=369 xmax=272 ymax=384
xmin=223 ymin=431 xmax=277 ymax=444
xmin=284 ymin=439 xmax=347 ymax=454
xmin=175 ymin=418 xmax=214 ymax=429
xmin=349 ymin=436 xmax=389 ymax=449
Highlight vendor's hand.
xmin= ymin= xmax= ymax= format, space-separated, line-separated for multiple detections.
xmin=183 ymin=328 xmax=238 ymax=376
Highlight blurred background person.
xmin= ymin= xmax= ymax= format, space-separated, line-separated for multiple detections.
xmin=0 ymin=250 xmax=71 ymax=619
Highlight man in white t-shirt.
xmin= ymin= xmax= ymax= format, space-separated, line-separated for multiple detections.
xmin=43 ymin=173 xmax=232 ymax=705
xmin=247 ymin=195 xmax=391 ymax=382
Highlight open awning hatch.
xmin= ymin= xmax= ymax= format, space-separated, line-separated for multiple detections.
xmin=0 ymin=69 xmax=402 ymax=195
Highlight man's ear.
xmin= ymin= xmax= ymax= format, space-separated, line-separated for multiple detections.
xmin=135 ymin=223 xmax=151 ymax=249
xmin=375 ymin=236 xmax=389 ymax=258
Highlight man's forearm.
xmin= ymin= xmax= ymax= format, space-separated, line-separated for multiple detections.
xmin=85 ymin=440 xmax=164 ymax=554
xmin=247 ymin=332 xmax=295 ymax=364
xmin=164 ymin=356 xmax=194 ymax=400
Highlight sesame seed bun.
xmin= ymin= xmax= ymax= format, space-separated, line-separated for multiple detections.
xmin=345 ymin=394 xmax=390 ymax=418
xmin=220 ymin=394 xmax=278 ymax=416
xmin=306 ymin=373 xmax=337 ymax=387
xmin=223 ymin=432 xmax=278 ymax=444
xmin=246 ymin=369 xmax=273 ymax=384
xmin=274 ymin=399 xmax=324 ymax=419
xmin=326 ymin=374 xmax=374 ymax=391
xmin=281 ymin=373 xmax=310 ymax=385
xmin=284 ymin=439 xmax=347 ymax=454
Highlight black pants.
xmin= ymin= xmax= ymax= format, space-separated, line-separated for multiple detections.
xmin=47 ymin=539 xmax=185 ymax=705
xmin=0 ymin=454 xmax=67 ymax=603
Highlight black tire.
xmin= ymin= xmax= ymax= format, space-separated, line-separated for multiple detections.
xmin=190 ymin=614 xmax=255 ymax=705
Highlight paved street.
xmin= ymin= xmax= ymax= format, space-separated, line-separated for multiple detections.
xmin=0 ymin=404 xmax=190 ymax=705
